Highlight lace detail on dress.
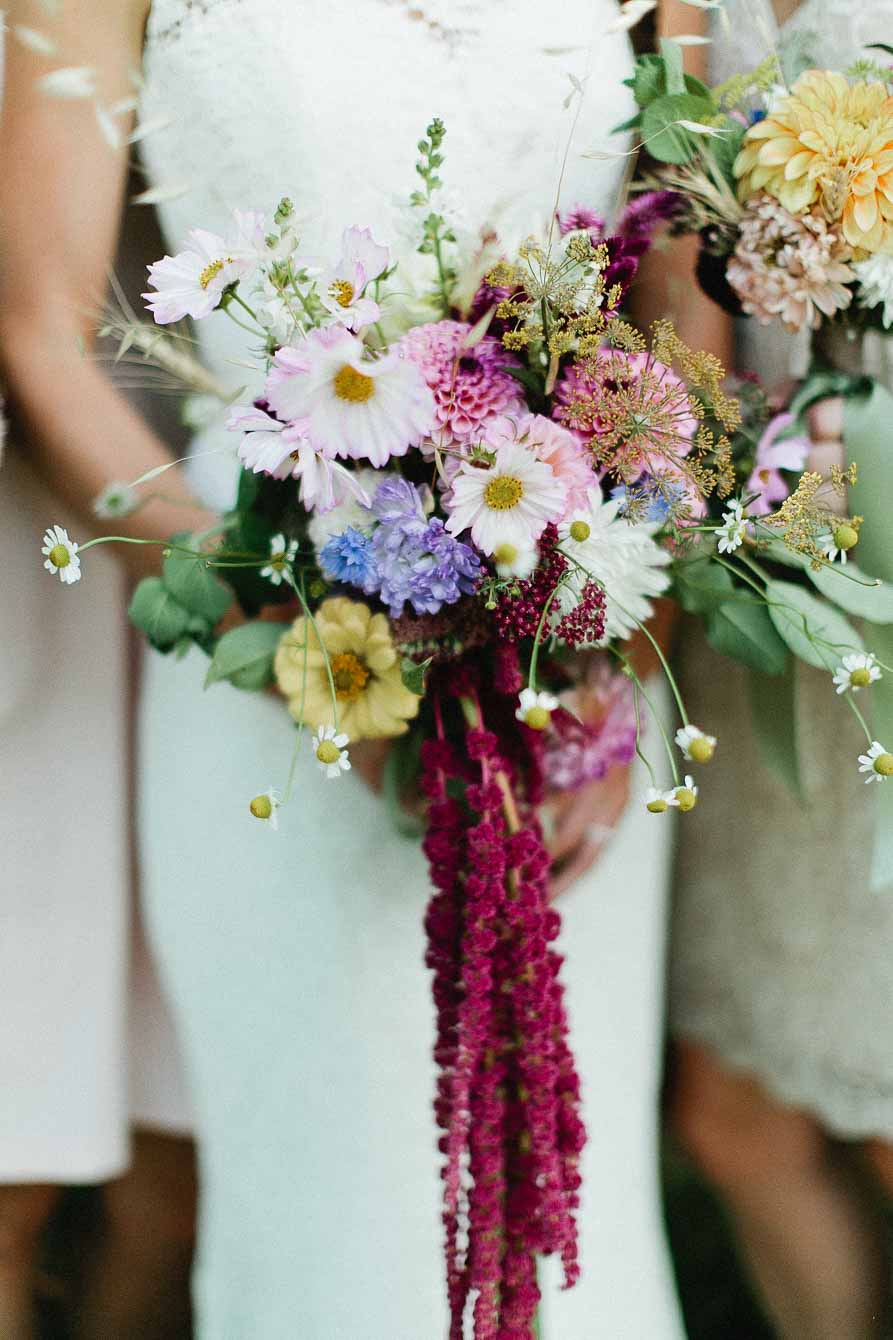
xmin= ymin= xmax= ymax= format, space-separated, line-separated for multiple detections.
xmin=150 ymin=0 xmax=242 ymax=44
xmin=711 ymin=0 xmax=893 ymax=82
xmin=382 ymin=0 xmax=481 ymax=49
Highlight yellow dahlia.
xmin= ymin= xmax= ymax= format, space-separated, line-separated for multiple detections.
xmin=735 ymin=70 xmax=893 ymax=253
xmin=274 ymin=596 xmax=420 ymax=741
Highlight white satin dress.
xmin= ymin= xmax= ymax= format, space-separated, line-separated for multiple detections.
xmin=137 ymin=3 xmax=685 ymax=1334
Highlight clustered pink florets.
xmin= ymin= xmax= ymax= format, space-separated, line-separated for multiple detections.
xmin=422 ymin=651 xmax=585 ymax=1340
xmin=401 ymin=320 xmax=526 ymax=445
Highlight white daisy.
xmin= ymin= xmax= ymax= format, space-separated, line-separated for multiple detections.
xmin=144 ymin=209 xmax=265 ymax=324
xmin=854 ymin=253 xmax=893 ymax=329
xmin=516 ymin=687 xmax=559 ymax=731
xmin=818 ymin=525 xmax=859 ymax=565
xmin=260 ymin=533 xmax=299 ymax=587
xmin=93 ymin=481 xmax=139 ymax=520
xmin=675 ymin=724 xmax=717 ymax=763
xmin=445 ymin=442 xmax=567 ymax=556
xmin=229 ymin=405 xmax=373 ymax=512
xmin=557 ymin=486 xmax=671 ymax=643
xmin=858 ymin=741 xmax=893 ymax=784
xmin=670 ymin=775 xmax=699 ymax=811
xmin=716 ymin=499 xmax=748 ymax=555
xmin=644 ymin=787 xmax=676 ymax=814
xmin=313 ymin=725 xmax=352 ymax=779
xmin=833 ymin=653 xmax=882 ymax=695
xmin=493 ymin=541 xmax=539 ymax=580
xmin=264 ymin=326 xmax=434 ymax=468
xmin=249 ymin=787 xmax=281 ymax=828
xmin=319 ymin=226 xmax=389 ymax=332
xmin=41 ymin=524 xmax=81 ymax=584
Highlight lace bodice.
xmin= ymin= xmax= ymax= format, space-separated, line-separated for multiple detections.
xmin=139 ymin=0 xmax=635 ymax=504
xmin=711 ymin=0 xmax=893 ymax=82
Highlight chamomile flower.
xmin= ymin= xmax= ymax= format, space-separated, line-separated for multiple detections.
xmin=819 ymin=524 xmax=860 ymax=565
xmin=249 ymin=787 xmax=281 ymax=828
xmin=644 ymin=787 xmax=676 ymax=814
xmin=312 ymin=725 xmax=352 ymax=779
xmin=858 ymin=741 xmax=893 ymax=783
xmin=675 ymin=724 xmax=717 ymax=763
xmin=516 ymin=687 xmax=559 ymax=731
xmin=670 ymin=775 xmax=699 ymax=811
xmin=716 ymin=499 xmax=748 ymax=554
xmin=41 ymin=524 xmax=81 ymax=584
xmin=833 ymin=653 xmax=882 ymax=695
xmin=493 ymin=542 xmax=538 ymax=580
xmin=93 ymin=481 xmax=139 ymax=520
xmin=261 ymin=534 xmax=298 ymax=586
xmin=445 ymin=440 xmax=568 ymax=556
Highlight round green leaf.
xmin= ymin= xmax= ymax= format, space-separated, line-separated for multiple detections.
xmin=672 ymin=557 xmax=737 ymax=615
xmin=808 ymin=561 xmax=893 ymax=624
xmin=640 ymin=93 xmax=718 ymax=164
xmin=128 ymin=578 xmax=191 ymax=650
xmin=706 ymin=600 xmax=788 ymax=676
xmin=204 ymin=621 xmax=286 ymax=692
xmin=163 ymin=545 xmax=233 ymax=624
xmin=766 ymin=579 xmax=864 ymax=670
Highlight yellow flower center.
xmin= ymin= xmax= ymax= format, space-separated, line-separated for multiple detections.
xmin=249 ymin=794 xmax=273 ymax=820
xmin=483 ymin=475 xmax=524 ymax=511
xmin=329 ymin=279 xmax=355 ymax=308
xmin=569 ymin=520 xmax=591 ymax=542
xmin=493 ymin=543 xmax=519 ymax=566
xmin=675 ymin=787 xmax=697 ymax=812
xmin=49 ymin=543 xmax=70 ymax=569
xmin=524 ymin=706 xmax=552 ymax=731
xmin=833 ymin=524 xmax=859 ymax=552
xmin=851 ymin=667 xmax=873 ymax=688
xmin=687 ymin=736 xmax=715 ymax=764
xmin=874 ymin=753 xmax=893 ymax=777
xmin=316 ymin=740 xmax=342 ymax=765
xmin=646 ymin=798 xmax=668 ymax=814
xmin=199 ymin=258 xmax=229 ymax=289
xmin=331 ymin=652 xmax=370 ymax=701
xmin=333 ymin=364 xmax=376 ymax=403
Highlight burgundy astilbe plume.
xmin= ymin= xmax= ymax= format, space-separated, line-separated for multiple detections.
xmin=422 ymin=648 xmax=586 ymax=1339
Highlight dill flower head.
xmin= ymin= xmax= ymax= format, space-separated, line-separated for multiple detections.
xmin=274 ymin=596 xmax=420 ymax=741
xmin=735 ymin=70 xmax=893 ymax=253
xmin=727 ymin=193 xmax=854 ymax=332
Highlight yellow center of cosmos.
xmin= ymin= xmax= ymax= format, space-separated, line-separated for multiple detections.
xmin=329 ymin=279 xmax=355 ymax=308
xmin=316 ymin=740 xmax=342 ymax=765
xmin=331 ymin=652 xmax=369 ymax=701
xmin=49 ymin=543 xmax=70 ymax=568
xmin=333 ymin=365 xmax=376 ymax=403
xmin=483 ymin=475 xmax=524 ymax=511
xmin=199 ymin=258 xmax=230 ymax=289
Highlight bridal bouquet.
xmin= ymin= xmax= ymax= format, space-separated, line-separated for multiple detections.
xmin=40 ymin=118 xmax=815 ymax=1334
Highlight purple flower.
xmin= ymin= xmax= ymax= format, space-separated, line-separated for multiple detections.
xmin=557 ymin=204 xmax=606 ymax=238
xmin=371 ymin=516 xmax=482 ymax=617
xmin=616 ymin=190 xmax=684 ymax=240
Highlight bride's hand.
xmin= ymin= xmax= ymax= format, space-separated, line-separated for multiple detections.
xmin=545 ymin=763 xmax=632 ymax=899
xmin=806 ymin=395 xmax=847 ymax=515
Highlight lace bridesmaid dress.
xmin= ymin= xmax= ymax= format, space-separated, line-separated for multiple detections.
xmin=136 ymin=3 xmax=685 ymax=1334
xmin=671 ymin=0 xmax=893 ymax=1139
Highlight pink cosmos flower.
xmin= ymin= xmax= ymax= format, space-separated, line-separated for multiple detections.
xmin=319 ymin=225 xmax=390 ymax=332
xmin=227 ymin=403 xmax=371 ymax=511
xmin=746 ymin=411 xmax=810 ymax=516
xmin=263 ymin=326 xmax=435 ymax=468
xmin=144 ymin=209 xmax=265 ymax=324
xmin=516 ymin=413 xmax=595 ymax=515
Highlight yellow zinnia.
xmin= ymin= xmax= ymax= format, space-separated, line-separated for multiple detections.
xmin=735 ymin=70 xmax=893 ymax=254
xmin=274 ymin=596 xmax=420 ymax=741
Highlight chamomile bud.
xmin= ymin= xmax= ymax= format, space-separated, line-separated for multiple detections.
xmin=675 ymin=724 xmax=716 ymax=764
xmin=516 ymin=688 xmax=559 ymax=731
xmin=671 ymin=776 xmax=699 ymax=812
xmin=569 ymin=520 xmax=591 ymax=543
xmin=249 ymin=788 xmax=281 ymax=828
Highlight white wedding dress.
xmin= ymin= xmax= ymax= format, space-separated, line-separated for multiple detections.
xmin=137 ymin=3 xmax=685 ymax=1335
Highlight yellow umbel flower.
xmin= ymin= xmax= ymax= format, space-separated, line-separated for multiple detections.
xmin=274 ymin=596 xmax=420 ymax=741
xmin=735 ymin=70 xmax=893 ymax=253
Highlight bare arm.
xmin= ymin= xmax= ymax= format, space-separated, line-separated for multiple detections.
xmin=0 ymin=0 xmax=215 ymax=579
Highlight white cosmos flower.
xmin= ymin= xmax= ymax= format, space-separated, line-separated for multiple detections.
xmin=716 ymin=499 xmax=748 ymax=554
xmin=263 ymin=327 xmax=435 ymax=468
xmin=644 ymin=787 xmax=676 ymax=813
xmin=445 ymin=442 xmax=567 ymax=555
xmin=516 ymin=687 xmax=559 ymax=730
xmin=228 ymin=404 xmax=372 ymax=512
xmin=312 ymin=725 xmax=352 ymax=779
xmin=675 ymin=724 xmax=717 ymax=763
xmin=833 ymin=652 xmax=882 ymax=695
xmin=93 ymin=481 xmax=139 ymax=519
xmin=260 ymin=533 xmax=299 ymax=587
xmin=144 ymin=209 xmax=265 ymax=324
xmin=854 ymin=253 xmax=893 ymax=328
xmin=858 ymin=740 xmax=893 ymax=784
xmin=557 ymin=486 xmax=671 ymax=644
xmin=249 ymin=787 xmax=281 ymax=828
xmin=42 ymin=524 xmax=81 ymax=584
xmin=319 ymin=226 xmax=389 ymax=332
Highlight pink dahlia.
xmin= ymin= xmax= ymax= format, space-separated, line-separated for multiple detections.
xmin=401 ymin=320 xmax=525 ymax=447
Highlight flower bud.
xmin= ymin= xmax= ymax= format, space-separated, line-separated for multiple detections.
xmin=569 ymin=520 xmax=591 ymax=543
xmin=833 ymin=524 xmax=859 ymax=553
xmin=249 ymin=794 xmax=273 ymax=820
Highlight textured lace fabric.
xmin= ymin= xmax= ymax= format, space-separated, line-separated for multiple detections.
xmin=671 ymin=0 xmax=893 ymax=1140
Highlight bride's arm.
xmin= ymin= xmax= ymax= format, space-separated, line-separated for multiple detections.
xmin=0 ymin=0 xmax=215 ymax=579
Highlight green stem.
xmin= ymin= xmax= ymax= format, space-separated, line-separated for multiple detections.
xmin=614 ymin=650 xmax=681 ymax=787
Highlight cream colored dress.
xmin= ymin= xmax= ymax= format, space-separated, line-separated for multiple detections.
xmin=670 ymin=0 xmax=893 ymax=1139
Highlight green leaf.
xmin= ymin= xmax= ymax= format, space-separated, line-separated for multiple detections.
xmin=706 ymin=600 xmax=788 ymax=675
xmin=707 ymin=115 xmax=745 ymax=180
xmin=204 ymin=621 xmax=285 ymax=692
xmin=672 ymin=557 xmax=737 ymax=614
xmin=766 ymin=579 xmax=864 ymax=670
xmin=401 ymin=656 xmax=432 ymax=696
xmin=128 ymin=578 xmax=192 ymax=650
xmin=660 ymin=37 xmax=686 ymax=96
xmin=753 ymin=534 xmax=810 ymax=570
xmin=749 ymin=664 xmax=803 ymax=801
xmin=628 ymin=53 xmax=711 ymax=110
xmin=641 ymin=93 xmax=719 ymax=164
xmin=807 ymin=562 xmax=893 ymax=624
xmin=162 ymin=543 xmax=233 ymax=624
